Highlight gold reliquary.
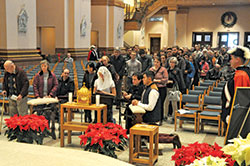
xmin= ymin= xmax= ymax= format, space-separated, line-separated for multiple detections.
xmin=77 ymin=83 xmax=91 ymax=105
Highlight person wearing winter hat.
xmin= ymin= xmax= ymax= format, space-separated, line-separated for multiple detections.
xmin=221 ymin=46 xmax=250 ymax=126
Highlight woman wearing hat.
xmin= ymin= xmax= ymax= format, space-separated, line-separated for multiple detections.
xmin=87 ymin=45 xmax=99 ymax=61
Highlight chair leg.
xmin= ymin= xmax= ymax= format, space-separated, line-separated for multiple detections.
xmin=194 ymin=115 xmax=197 ymax=133
xmin=179 ymin=120 xmax=183 ymax=128
xmin=197 ymin=115 xmax=200 ymax=134
xmin=218 ymin=116 xmax=221 ymax=136
xmin=174 ymin=112 xmax=177 ymax=131
xmin=221 ymin=121 xmax=224 ymax=136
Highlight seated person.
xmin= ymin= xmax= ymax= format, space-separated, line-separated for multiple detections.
xmin=122 ymin=72 xmax=144 ymax=132
xmin=93 ymin=66 xmax=116 ymax=123
xmin=56 ymin=68 xmax=75 ymax=103
xmin=64 ymin=53 xmax=74 ymax=63
xmin=131 ymin=71 xmax=161 ymax=124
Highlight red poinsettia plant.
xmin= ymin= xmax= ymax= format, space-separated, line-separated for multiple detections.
xmin=172 ymin=142 xmax=235 ymax=166
xmin=4 ymin=114 xmax=50 ymax=144
xmin=79 ymin=123 xmax=128 ymax=158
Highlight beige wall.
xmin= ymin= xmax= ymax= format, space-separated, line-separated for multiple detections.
xmin=187 ymin=6 xmax=250 ymax=48
xmin=91 ymin=6 xmax=109 ymax=47
xmin=4 ymin=0 xmax=36 ymax=49
xmin=73 ymin=0 xmax=91 ymax=48
xmin=125 ymin=5 xmax=250 ymax=50
xmin=37 ymin=0 xmax=64 ymax=48
xmin=124 ymin=30 xmax=140 ymax=46
xmin=0 ymin=0 xmax=7 ymax=49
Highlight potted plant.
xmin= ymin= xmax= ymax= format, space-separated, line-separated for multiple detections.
xmin=4 ymin=114 xmax=50 ymax=144
xmin=171 ymin=142 xmax=235 ymax=166
xmin=79 ymin=123 xmax=128 ymax=158
xmin=222 ymin=133 xmax=250 ymax=166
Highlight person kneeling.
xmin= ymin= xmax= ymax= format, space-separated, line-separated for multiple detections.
xmin=131 ymin=71 xmax=161 ymax=125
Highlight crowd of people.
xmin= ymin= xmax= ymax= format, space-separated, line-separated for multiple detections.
xmin=2 ymin=44 xmax=250 ymax=136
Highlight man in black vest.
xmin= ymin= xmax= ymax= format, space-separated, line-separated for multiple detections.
xmin=132 ymin=71 xmax=161 ymax=124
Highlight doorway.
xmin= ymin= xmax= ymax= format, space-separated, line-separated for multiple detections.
xmin=40 ymin=27 xmax=56 ymax=55
xmin=91 ymin=31 xmax=99 ymax=47
xmin=244 ymin=32 xmax=250 ymax=49
xmin=150 ymin=37 xmax=161 ymax=54
xmin=218 ymin=32 xmax=239 ymax=48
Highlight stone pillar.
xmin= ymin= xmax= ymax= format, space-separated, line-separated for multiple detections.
xmin=0 ymin=0 xmax=41 ymax=63
xmin=91 ymin=0 xmax=124 ymax=55
xmin=168 ymin=5 xmax=177 ymax=47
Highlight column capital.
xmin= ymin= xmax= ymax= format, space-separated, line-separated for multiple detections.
xmin=168 ymin=5 xmax=178 ymax=11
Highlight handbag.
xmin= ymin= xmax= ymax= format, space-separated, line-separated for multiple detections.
xmin=168 ymin=84 xmax=181 ymax=101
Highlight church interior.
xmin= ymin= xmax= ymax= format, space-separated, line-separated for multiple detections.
xmin=0 ymin=0 xmax=250 ymax=166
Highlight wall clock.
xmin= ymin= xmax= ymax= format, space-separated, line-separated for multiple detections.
xmin=221 ymin=11 xmax=237 ymax=28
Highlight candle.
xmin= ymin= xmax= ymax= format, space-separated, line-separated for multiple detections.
xmin=68 ymin=92 xmax=73 ymax=103
xmin=96 ymin=95 xmax=100 ymax=106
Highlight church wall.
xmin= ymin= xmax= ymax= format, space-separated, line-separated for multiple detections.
xmin=73 ymin=0 xmax=91 ymax=49
xmin=125 ymin=5 xmax=250 ymax=51
xmin=5 ymin=0 xmax=36 ymax=49
xmin=37 ymin=0 xmax=65 ymax=48
xmin=91 ymin=6 xmax=109 ymax=47
xmin=0 ymin=0 xmax=7 ymax=49
xmin=187 ymin=6 xmax=250 ymax=48
xmin=113 ymin=6 xmax=124 ymax=48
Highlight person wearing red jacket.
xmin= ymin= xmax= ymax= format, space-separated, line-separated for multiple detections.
xmin=87 ymin=45 xmax=99 ymax=61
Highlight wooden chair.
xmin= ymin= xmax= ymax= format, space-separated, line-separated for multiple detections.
xmin=174 ymin=94 xmax=202 ymax=133
xmin=197 ymin=95 xmax=223 ymax=136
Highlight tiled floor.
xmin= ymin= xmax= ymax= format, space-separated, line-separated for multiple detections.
xmin=0 ymin=107 xmax=225 ymax=166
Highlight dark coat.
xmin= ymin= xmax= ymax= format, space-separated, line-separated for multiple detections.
xmin=138 ymin=55 xmax=152 ymax=72
xmin=167 ymin=66 xmax=186 ymax=93
xmin=110 ymin=55 xmax=126 ymax=79
xmin=3 ymin=66 xmax=29 ymax=97
xmin=33 ymin=70 xmax=58 ymax=98
xmin=56 ymin=76 xmax=75 ymax=96
xmin=82 ymin=70 xmax=98 ymax=90
xmin=127 ymin=83 xmax=144 ymax=101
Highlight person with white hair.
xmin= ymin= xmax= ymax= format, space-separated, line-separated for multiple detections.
xmin=221 ymin=46 xmax=250 ymax=125
xmin=2 ymin=60 xmax=29 ymax=116
xmin=93 ymin=66 xmax=116 ymax=123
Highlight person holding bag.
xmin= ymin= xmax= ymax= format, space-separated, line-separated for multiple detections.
xmin=164 ymin=57 xmax=185 ymax=123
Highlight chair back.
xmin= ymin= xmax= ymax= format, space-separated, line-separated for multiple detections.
xmin=212 ymin=87 xmax=223 ymax=92
xmin=187 ymin=89 xmax=205 ymax=96
xmin=180 ymin=94 xmax=201 ymax=110
xmin=193 ymin=85 xmax=209 ymax=93
xmin=208 ymin=91 xmax=222 ymax=97
xmin=202 ymin=95 xmax=222 ymax=112
xmin=199 ymin=82 xmax=215 ymax=87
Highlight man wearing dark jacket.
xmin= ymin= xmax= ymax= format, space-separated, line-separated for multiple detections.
xmin=2 ymin=60 xmax=29 ymax=116
xmin=56 ymin=68 xmax=75 ymax=103
xmin=110 ymin=48 xmax=126 ymax=107
xmin=138 ymin=49 xmax=152 ymax=73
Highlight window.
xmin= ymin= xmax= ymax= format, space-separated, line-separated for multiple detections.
xmin=218 ymin=32 xmax=239 ymax=48
xmin=148 ymin=16 xmax=163 ymax=22
xmin=192 ymin=32 xmax=213 ymax=47
xmin=244 ymin=32 xmax=250 ymax=49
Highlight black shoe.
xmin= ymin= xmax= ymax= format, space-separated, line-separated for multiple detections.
xmin=163 ymin=117 xmax=168 ymax=122
xmin=171 ymin=118 xmax=175 ymax=124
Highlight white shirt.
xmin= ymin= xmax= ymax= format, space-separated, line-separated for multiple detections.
xmin=138 ymin=89 xmax=159 ymax=111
